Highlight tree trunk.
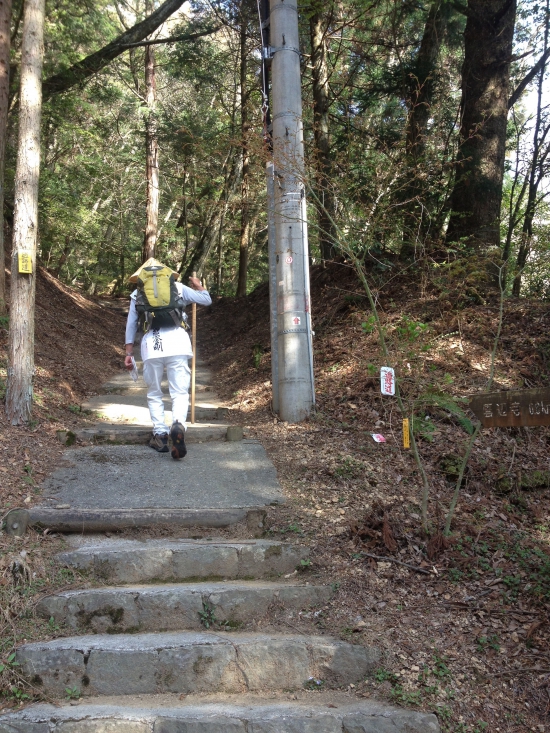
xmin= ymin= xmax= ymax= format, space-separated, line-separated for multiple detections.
xmin=183 ymin=212 xmax=222 ymax=281
xmin=5 ymin=0 xmax=45 ymax=425
xmin=509 ymin=47 xmax=550 ymax=109
xmin=512 ymin=128 xmax=550 ymax=296
xmin=401 ymin=0 xmax=447 ymax=259
xmin=501 ymin=116 xmax=529 ymax=277
xmin=446 ymin=0 xmax=516 ymax=252
xmin=183 ymin=199 xmax=228 ymax=280
xmin=216 ymin=224 xmax=224 ymax=293
xmin=405 ymin=1 xmax=447 ymax=160
xmin=236 ymin=9 xmax=250 ymax=297
xmin=175 ymin=164 xmax=191 ymax=267
xmin=182 ymin=148 xmax=241 ymax=281
xmin=310 ymin=9 xmax=335 ymax=261
xmin=116 ymin=248 xmax=125 ymax=296
xmin=142 ymin=42 xmax=159 ymax=262
xmin=53 ymin=235 xmax=71 ymax=278
xmin=0 ymin=0 xmax=12 ymax=315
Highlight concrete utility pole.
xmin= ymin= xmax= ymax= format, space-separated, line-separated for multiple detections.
xmin=266 ymin=161 xmax=279 ymax=413
xmin=268 ymin=0 xmax=315 ymax=422
xmin=259 ymin=0 xmax=279 ymax=414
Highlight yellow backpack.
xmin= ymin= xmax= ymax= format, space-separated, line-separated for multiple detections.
xmin=135 ymin=263 xmax=185 ymax=331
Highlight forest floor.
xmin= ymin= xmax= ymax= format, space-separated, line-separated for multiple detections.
xmin=0 ymin=261 xmax=549 ymax=733
xmin=196 ymin=261 xmax=550 ymax=733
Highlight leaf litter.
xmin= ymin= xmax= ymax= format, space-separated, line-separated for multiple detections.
xmin=197 ymin=262 xmax=550 ymax=732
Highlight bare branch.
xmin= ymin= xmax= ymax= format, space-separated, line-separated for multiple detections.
xmin=119 ymin=26 xmax=220 ymax=49
xmin=509 ymin=48 xmax=550 ymax=109
xmin=42 ymin=0 xmax=203 ymax=101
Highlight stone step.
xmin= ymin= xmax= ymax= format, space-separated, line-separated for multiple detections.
xmin=101 ymin=381 xmax=219 ymax=409
xmin=4 ymin=507 xmax=268 ymax=537
xmin=37 ymin=581 xmax=331 ymax=634
xmin=39 ymin=443 xmax=281 ymax=512
xmin=81 ymin=394 xmax=230 ymax=424
xmin=101 ymin=376 xmax=214 ymax=392
xmin=5 ymin=441 xmax=282 ymax=536
xmin=57 ymin=538 xmax=309 ymax=583
xmin=102 ymin=382 xmax=214 ymax=395
xmin=100 ymin=361 xmax=213 ymax=392
xmin=75 ymin=422 xmax=230 ymax=446
xmin=15 ymin=631 xmax=381 ymax=698
xmin=0 ymin=696 xmax=441 ymax=732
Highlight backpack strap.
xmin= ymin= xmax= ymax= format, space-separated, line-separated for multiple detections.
xmin=169 ymin=309 xmax=183 ymax=328
xmin=143 ymin=312 xmax=153 ymax=333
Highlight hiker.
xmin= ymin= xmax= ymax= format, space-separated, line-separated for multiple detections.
xmin=124 ymin=258 xmax=212 ymax=460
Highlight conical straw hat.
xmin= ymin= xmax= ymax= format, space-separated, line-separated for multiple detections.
xmin=128 ymin=257 xmax=179 ymax=283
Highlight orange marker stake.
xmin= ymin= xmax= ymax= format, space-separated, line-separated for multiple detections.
xmin=403 ymin=418 xmax=410 ymax=449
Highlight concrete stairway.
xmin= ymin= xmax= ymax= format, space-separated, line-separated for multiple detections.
xmin=0 ymin=363 xmax=440 ymax=732
xmin=2 ymin=536 xmax=439 ymax=731
xmin=3 ymin=361 xmax=283 ymax=537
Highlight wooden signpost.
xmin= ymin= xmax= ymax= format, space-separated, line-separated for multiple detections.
xmin=469 ymin=387 xmax=550 ymax=428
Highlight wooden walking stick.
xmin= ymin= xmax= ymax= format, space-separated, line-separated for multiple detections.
xmin=191 ymin=271 xmax=197 ymax=424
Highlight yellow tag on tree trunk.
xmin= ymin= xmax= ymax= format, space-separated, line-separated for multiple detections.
xmin=403 ymin=418 xmax=410 ymax=449
xmin=18 ymin=251 xmax=32 ymax=274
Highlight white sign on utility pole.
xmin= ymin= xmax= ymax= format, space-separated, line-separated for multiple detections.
xmin=268 ymin=0 xmax=315 ymax=423
xmin=380 ymin=367 xmax=395 ymax=396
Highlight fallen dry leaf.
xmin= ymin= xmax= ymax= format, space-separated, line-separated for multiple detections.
xmin=526 ymin=618 xmax=547 ymax=640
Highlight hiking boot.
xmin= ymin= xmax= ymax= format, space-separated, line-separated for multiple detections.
xmin=170 ymin=421 xmax=187 ymax=460
xmin=150 ymin=433 xmax=169 ymax=452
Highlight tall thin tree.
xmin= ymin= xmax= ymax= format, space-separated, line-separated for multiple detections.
xmin=5 ymin=0 xmax=46 ymax=424
xmin=400 ymin=0 xmax=448 ymax=259
xmin=236 ymin=2 xmax=251 ymax=297
xmin=142 ymin=22 xmax=159 ymax=261
xmin=405 ymin=1 xmax=448 ymax=162
xmin=310 ymin=3 xmax=336 ymax=262
xmin=0 ymin=0 xmax=12 ymax=315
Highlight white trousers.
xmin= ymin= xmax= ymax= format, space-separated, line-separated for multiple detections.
xmin=142 ymin=356 xmax=190 ymax=435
